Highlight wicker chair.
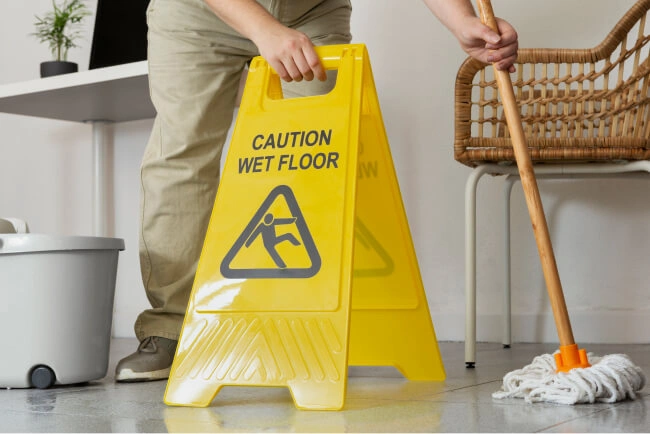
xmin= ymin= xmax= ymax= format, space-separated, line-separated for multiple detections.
xmin=456 ymin=0 xmax=650 ymax=367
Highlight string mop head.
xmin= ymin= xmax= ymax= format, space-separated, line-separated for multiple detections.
xmin=493 ymin=349 xmax=646 ymax=405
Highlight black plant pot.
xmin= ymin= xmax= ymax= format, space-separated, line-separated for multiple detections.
xmin=40 ymin=61 xmax=78 ymax=78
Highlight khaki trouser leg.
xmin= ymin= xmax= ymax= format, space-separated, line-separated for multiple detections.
xmin=135 ymin=0 xmax=351 ymax=342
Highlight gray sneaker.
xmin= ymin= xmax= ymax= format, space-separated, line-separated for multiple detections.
xmin=115 ymin=336 xmax=178 ymax=382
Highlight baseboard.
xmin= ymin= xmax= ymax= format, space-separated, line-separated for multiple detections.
xmin=114 ymin=310 xmax=650 ymax=343
xmin=431 ymin=311 xmax=650 ymax=344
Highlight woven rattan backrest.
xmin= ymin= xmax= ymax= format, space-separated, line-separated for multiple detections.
xmin=455 ymin=0 xmax=650 ymax=167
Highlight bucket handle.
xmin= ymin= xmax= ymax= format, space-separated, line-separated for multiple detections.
xmin=0 ymin=218 xmax=30 ymax=234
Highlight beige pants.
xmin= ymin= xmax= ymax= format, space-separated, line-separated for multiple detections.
xmin=135 ymin=0 xmax=352 ymax=341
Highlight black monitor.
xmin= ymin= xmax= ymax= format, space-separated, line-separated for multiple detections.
xmin=89 ymin=0 xmax=150 ymax=69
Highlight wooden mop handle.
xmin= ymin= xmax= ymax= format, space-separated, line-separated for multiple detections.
xmin=476 ymin=0 xmax=575 ymax=346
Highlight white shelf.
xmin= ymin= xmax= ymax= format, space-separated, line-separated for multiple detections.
xmin=0 ymin=61 xmax=155 ymax=123
xmin=0 ymin=61 xmax=156 ymax=236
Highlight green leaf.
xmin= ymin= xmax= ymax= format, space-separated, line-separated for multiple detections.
xmin=30 ymin=0 xmax=91 ymax=62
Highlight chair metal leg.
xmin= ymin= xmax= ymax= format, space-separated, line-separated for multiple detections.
xmin=502 ymin=175 xmax=517 ymax=348
xmin=464 ymin=165 xmax=491 ymax=368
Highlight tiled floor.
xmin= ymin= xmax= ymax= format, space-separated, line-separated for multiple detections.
xmin=0 ymin=339 xmax=648 ymax=432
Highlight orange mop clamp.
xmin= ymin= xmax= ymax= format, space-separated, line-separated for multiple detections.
xmin=163 ymin=44 xmax=445 ymax=410
xmin=555 ymin=344 xmax=590 ymax=373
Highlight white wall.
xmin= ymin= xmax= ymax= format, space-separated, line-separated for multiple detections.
xmin=1 ymin=0 xmax=648 ymax=344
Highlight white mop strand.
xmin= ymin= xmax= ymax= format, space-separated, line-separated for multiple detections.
xmin=492 ymin=353 xmax=646 ymax=404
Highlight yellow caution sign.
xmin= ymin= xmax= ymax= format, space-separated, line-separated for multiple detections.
xmin=164 ymin=44 xmax=445 ymax=411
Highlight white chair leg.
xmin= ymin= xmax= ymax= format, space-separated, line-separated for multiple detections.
xmin=503 ymin=175 xmax=517 ymax=348
xmin=465 ymin=165 xmax=490 ymax=367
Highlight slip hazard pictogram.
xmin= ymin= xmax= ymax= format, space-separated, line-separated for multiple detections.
xmin=220 ymin=185 xmax=321 ymax=278
xmin=353 ymin=218 xmax=394 ymax=278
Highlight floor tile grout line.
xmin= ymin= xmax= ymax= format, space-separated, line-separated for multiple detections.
xmin=535 ymin=406 xmax=619 ymax=433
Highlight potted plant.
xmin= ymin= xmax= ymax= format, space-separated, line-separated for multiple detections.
xmin=31 ymin=0 xmax=91 ymax=78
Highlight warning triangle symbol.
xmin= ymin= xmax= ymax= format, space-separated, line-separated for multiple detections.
xmin=220 ymin=185 xmax=321 ymax=278
xmin=353 ymin=218 xmax=395 ymax=278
